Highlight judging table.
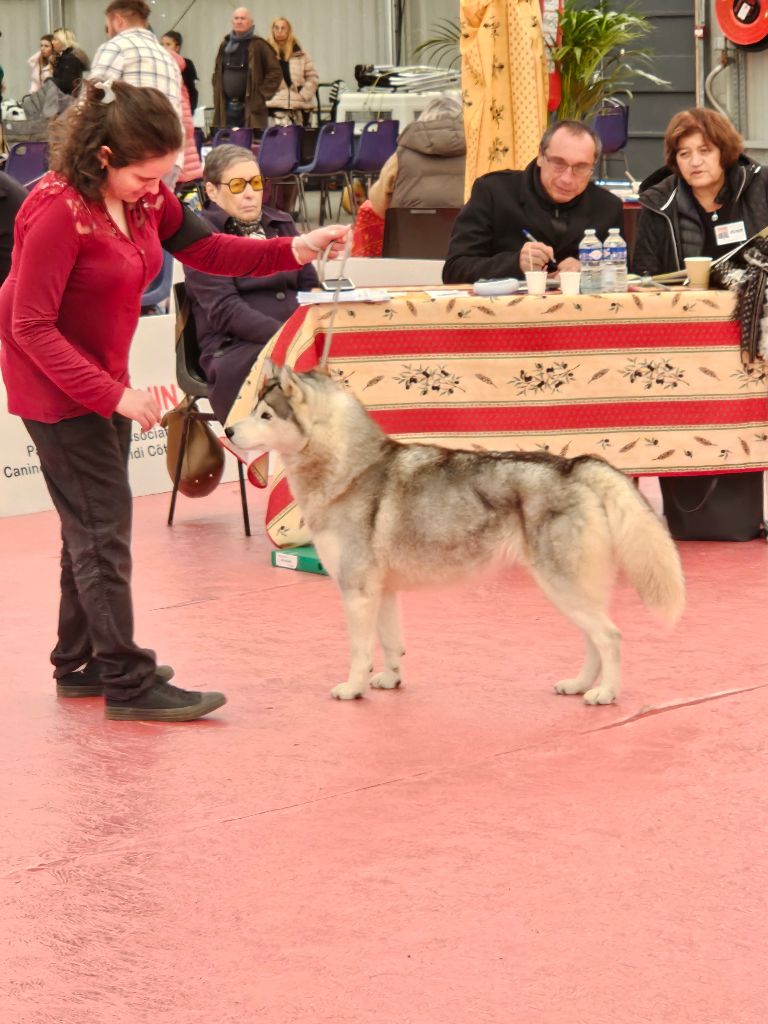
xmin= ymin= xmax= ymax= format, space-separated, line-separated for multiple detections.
xmin=225 ymin=288 xmax=768 ymax=548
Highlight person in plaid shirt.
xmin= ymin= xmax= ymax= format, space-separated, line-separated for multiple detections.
xmin=91 ymin=0 xmax=183 ymax=181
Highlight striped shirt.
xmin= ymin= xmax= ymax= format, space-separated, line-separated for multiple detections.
xmin=90 ymin=28 xmax=182 ymax=118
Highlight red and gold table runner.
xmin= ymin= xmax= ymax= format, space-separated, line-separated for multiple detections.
xmin=226 ymin=289 xmax=768 ymax=547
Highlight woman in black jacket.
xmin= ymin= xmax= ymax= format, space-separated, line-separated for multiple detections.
xmin=632 ymin=107 xmax=768 ymax=276
xmin=633 ymin=108 xmax=768 ymax=540
xmin=161 ymin=31 xmax=199 ymax=111
xmin=51 ymin=28 xmax=89 ymax=95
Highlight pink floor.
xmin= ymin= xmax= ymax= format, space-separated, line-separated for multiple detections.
xmin=1 ymin=480 xmax=767 ymax=1024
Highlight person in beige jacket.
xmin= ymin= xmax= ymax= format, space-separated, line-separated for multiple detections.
xmin=368 ymin=96 xmax=466 ymax=216
xmin=351 ymin=96 xmax=466 ymax=257
xmin=266 ymin=17 xmax=319 ymax=126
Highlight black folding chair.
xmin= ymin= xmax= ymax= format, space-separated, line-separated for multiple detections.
xmin=168 ymin=282 xmax=251 ymax=535
xmin=381 ymin=208 xmax=460 ymax=260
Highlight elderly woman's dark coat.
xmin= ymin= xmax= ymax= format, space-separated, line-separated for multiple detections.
xmin=0 ymin=172 xmax=27 ymax=286
xmin=184 ymin=203 xmax=318 ymax=422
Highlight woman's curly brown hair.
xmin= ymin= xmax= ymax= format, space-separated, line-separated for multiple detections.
xmin=49 ymin=79 xmax=183 ymax=200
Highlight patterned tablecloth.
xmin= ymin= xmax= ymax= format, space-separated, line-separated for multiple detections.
xmin=225 ymin=288 xmax=768 ymax=548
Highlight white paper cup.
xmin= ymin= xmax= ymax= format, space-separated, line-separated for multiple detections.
xmin=559 ymin=271 xmax=581 ymax=295
xmin=525 ymin=271 xmax=547 ymax=295
xmin=684 ymin=257 xmax=712 ymax=289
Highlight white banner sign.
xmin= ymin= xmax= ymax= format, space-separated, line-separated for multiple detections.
xmin=0 ymin=312 xmax=239 ymax=518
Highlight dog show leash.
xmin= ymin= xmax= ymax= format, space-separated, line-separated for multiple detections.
xmin=256 ymin=229 xmax=352 ymax=395
xmin=315 ymin=231 xmax=353 ymax=368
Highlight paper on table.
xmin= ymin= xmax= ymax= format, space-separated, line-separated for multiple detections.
xmin=297 ymin=289 xmax=392 ymax=305
xmin=425 ymin=289 xmax=469 ymax=299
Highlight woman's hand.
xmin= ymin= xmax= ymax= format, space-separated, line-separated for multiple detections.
xmin=292 ymin=225 xmax=351 ymax=264
xmin=115 ymin=388 xmax=161 ymax=432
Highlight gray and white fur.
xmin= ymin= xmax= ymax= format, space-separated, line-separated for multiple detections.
xmin=227 ymin=363 xmax=685 ymax=704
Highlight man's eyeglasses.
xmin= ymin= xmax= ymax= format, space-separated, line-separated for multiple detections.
xmin=218 ymin=175 xmax=264 ymax=194
xmin=541 ymin=154 xmax=594 ymax=179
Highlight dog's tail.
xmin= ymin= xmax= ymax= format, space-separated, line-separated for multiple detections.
xmin=580 ymin=459 xmax=685 ymax=624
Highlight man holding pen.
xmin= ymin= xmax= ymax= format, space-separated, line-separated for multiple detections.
xmin=443 ymin=120 xmax=623 ymax=284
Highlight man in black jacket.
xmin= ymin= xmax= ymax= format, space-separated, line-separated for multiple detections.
xmin=443 ymin=121 xmax=623 ymax=284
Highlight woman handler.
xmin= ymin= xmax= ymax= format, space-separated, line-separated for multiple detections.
xmin=0 ymin=79 xmax=347 ymax=722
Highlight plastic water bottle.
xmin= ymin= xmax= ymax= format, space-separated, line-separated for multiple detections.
xmin=602 ymin=227 xmax=628 ymax=293
xmin=578 ymin=229 xmax=603 ymax=294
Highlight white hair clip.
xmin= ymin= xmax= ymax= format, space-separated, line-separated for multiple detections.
xmin=92 ymin=79 xmax=117 ymax=105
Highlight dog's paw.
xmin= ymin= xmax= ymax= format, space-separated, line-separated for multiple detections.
xmin=582 ymin=685 xmax=616 ymax=705
xmin=330 ymin=682 xmax=364 ymax=700
xmin=370 ymin=671 xmax=401 ymax=690
xmin=554 ymin=678 xmax=590 ymax=696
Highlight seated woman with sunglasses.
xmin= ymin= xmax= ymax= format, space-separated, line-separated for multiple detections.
xmin=443 ymin=120 xmax=623 ymax=284
xmin=184 ymin=145 xmax=319 ymax=424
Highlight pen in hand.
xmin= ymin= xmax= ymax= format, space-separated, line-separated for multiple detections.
xmin=521 ymin=229 xmax=558 ymax=273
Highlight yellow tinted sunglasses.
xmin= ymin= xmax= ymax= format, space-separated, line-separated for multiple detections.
xmin=219 ymin=175 xmax=264 ymax=194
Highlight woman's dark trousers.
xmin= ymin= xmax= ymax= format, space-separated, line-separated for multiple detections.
xmin=23 ymin=412 xmax=157 ymax=699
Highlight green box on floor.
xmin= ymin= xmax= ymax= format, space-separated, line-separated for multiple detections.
xmin=271 ymin=544 xmax=328 ymax=576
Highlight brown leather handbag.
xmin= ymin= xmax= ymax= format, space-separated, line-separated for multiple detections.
xmin=160 ymin=398 xmax=225 ymax=498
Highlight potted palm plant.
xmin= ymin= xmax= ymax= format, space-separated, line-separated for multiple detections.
xmin=412 ymin=17 xmax=462 ymax=70
xmin=551 ymin=0 xmax=668 ymax=121
xmin=411 ymin=1 xmax=666 ymax=122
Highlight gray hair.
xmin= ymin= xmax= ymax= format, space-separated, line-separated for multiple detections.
xmin=203 ymin=144 xmax=258 ymax=184
xmin=418 ymin=95 xmax=463 ymax=123
xmin=539 ymin=120 xmax=602 ymax=165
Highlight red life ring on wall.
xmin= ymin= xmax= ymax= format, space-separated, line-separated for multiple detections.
xmin=716 ymin=0 xmax=768 ymax=50
xmin=541 ymin=0 xmax=564 ymax=111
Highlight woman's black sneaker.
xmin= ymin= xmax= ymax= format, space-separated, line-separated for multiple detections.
xmin=57 ymin=663 xmax=174 ymax=698
xmin=105 ymin=680 xmax=226 ymax=722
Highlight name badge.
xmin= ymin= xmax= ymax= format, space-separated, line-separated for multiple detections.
xmin=714 ymin=221 xmax=748 ymax=245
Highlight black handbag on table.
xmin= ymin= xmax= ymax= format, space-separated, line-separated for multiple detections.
xmin=660 ymin=472 xmax=766 ymax=541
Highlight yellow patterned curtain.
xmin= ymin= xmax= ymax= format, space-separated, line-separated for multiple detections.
xmin=461 ymin=0 xmax=549 ymax=199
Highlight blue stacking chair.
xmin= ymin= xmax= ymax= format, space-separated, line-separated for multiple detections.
xmin=295 ymin=121 xmax=355 ymax=224
xmin=5 ymin=141 xmax=49 ymax=187
xmin=140 ymin=251 xmax=174 ymax=314
xmin=212 ymin=127 xmax=254 ymax=151
xmin=594 ymin=99 xmax=631 ymax=180
xmin=349 ymin=119 xmax=399 ymax=194
xmin=257 ymin=124 xmax=309 ymax=230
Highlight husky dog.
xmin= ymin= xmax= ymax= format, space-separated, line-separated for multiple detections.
xmin=227 ymin=363 xmax=685 ymax=705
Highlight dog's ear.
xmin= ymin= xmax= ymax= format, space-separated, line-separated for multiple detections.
xmin=258 ymin=358 xmax=278 ymax=398
xmin=278 ymin=364 xmax=306 ymax=404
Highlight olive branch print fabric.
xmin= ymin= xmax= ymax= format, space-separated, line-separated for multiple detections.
xmin=225 ymin=289 xmax=768 ymax=548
